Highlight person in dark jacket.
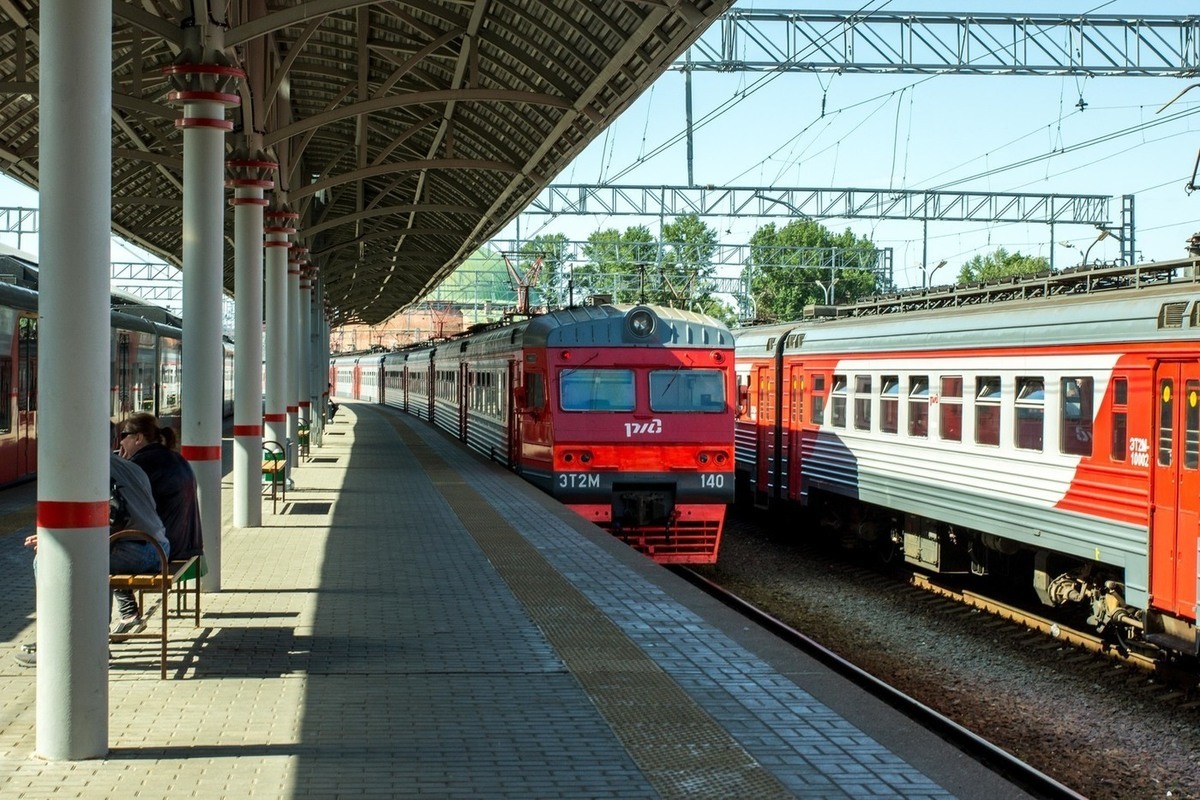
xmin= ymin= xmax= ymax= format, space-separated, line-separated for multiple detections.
xmin=118 ymin=412 xmax=203 ymax=561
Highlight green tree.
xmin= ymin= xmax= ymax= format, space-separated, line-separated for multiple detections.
xmin=576 ymin=215 xmax=724 ymax=312
xmin=576 ymin=224 xmax=656 ymax=303
xmin=742 ymin=219 xmax=881 ymax=321
xmin=956 ymin=247 xmax=1050 ymax=284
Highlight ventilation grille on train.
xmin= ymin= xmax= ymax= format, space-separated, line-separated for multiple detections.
xmin=1159 ymin=302 xmax=1188 ymax=328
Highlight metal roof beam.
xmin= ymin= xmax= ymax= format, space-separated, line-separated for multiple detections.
xmin=526 ymin=184 xmax=1113 ymax=225
xmin=681 ymin=10 xmax=1200 ymax=76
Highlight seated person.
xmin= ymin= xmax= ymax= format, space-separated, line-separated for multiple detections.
xmin=15 ymin=448 xmax=168 ymax=666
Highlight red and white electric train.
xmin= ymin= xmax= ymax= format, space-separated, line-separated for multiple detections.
xmin=734 ymin=260 xmax=1200 ymax=657
xmin=333 ymin=303 xmax=735 ymax=564
xmin=0 ymin=250 xmax=235 ymax=487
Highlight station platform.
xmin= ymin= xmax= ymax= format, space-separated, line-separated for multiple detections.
xmin=0 ymin=403 xmax=1033 ymax=799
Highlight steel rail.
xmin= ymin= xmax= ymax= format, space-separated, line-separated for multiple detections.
xmin=673 ymin=566 xmax=1088 ymax=800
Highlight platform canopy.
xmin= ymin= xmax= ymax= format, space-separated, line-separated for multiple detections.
xmin=0 ymin=1 xmax=731 ymax=325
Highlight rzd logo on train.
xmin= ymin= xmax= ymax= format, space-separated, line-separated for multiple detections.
xmin=624 ymin=419 xmax=663 ymax=437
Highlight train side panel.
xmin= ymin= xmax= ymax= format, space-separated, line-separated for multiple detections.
xmin=739 ymin=283 xmax=1200 ymax=655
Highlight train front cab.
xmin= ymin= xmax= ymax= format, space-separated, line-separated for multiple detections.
xmin=515 ymin=305 xmax=735 ymax=564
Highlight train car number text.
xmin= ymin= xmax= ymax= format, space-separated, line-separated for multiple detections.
xmin=559 ymin=473 xmax=601 ymax=489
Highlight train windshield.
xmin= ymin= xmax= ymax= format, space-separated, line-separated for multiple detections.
xmin=560 ymin=368 xmax=635 ymax=411
xmin=650 ymin=369 xmax=726 ymax=412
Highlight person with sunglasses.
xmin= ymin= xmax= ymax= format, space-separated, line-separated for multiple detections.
xmin=117 ymin=412 xmax=203 ymax=570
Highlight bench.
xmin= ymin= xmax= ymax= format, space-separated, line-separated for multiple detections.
xmin=108 ymin=529 xmax=202 ymax=679
xmin=262 ymin=439 xmax=287 ymax=513
xmin=297 ymin=421 xmax=311 ymax=460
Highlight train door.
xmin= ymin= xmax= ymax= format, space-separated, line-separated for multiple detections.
xmin=785 ymin=366 xmax=804 ymax=502
xmin=16 ymin=314 xmax=36 ymax=478
xmin=507 ymin=359 xmax=521 ymax=465
xmin=1150 ymin=362 xmax=1200 ymax=620
xmin=459 ymin=362 xmax=469 ymax=441
xmin=754 ymin=364 xmax=775 ymax=505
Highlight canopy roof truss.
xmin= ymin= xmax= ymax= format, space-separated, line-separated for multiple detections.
xmin=0 ymin=0 xmax=731 ymax=324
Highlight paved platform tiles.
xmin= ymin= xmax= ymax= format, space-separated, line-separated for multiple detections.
xmin=0 ymin=405 xmax=1033 ymax=799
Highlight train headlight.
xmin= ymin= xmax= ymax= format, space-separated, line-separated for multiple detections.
xmin=628 ymin=308 xmax=656 ymax=338
xmin=698 ymin=453 xmax=710 ymax=464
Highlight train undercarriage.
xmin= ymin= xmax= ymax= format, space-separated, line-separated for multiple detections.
xmin=802 ymin=492 xmax=1198 ymax=660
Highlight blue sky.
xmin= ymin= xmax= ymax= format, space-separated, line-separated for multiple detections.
xmin=499 ymin=0 xmax=1200 ymax=288
xmin=4 ymin=1 xmax=1200 ymax=292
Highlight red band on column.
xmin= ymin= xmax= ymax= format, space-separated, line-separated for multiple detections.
xmin=233 ymin=424 xmax=262 ymax=436
xmin=287 ymin=406 xmax=298 ymax=413
xmin=264 ymin=413 xmax=287 ymax=422
xmin=38 ymin=500 xmax=109 ymax=529
xmin=181 ymin=445 xmax=223 ymax=462
xmin=175 ymin=117 xmax=234 ymax=131
xmin=300 ymin=401 xmax=311 ymax=409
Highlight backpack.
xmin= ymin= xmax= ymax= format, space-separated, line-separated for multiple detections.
xmin=109 ymin=478 xmax=131 ymax=533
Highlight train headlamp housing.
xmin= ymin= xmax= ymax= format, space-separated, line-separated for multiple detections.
xmin=627 ymin=308 xmax=656 ymax=339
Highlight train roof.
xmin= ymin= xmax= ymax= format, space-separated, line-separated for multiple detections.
xmin=770 ymin=278 xmax=1200 ymax=356
xmin=519 ymin=304 xmax=731 ymax=350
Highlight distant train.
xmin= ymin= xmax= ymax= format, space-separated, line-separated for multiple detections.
xmin=332 ymin=304 xmax=736 ymax=564
xmin=734 ymin=260 xmax=1200 ymax=658
xmin=0 ymin=252 xmax=234 ymax=486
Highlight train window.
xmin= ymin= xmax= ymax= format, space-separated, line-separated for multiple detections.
xmin=939 ymin=376 xmax=962 ymax=442
xmin=650 ymin=369 xmax=726 ymax=412
xmin=811 ymin=374 xmax=826 ymax=425
xmin=1060 ymin=377 xmax=1094 ymax=457
xmin=880 ymin=376 xmax=899 ymax=434
xmin=560 ymin=368 xmax=634 ymax=412
xmin=975 ymin=376 xmax=1001 ymax=447
xmin=854 ymin=375 xmax=872 ymax=430
xmin=1111 ymin=378 xmax=1128 ymax=461
xmin=830 ymin=375 xmax=847 ymax=428
xmin=1158 ymin=379 xmax=1174 ymax=466
xmin=1015 ymin=377 xmax=1044 ymax=452
xmin=527 ymin=373 xmax=546 ymax=410
xmin=908 ymin=376 xmax=929 ymax=437
xmin=0 ymin=357 xmax=9 ymax=433
xmin=1186 ymin=381 xmax=1200 ymax=470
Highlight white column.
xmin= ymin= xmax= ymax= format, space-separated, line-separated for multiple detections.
xmin=36 ymin=0 xmax=112 ymax=760
xmin=263 ymin=210 xmax=296 ymax=482
xmin=165 ymin=50 xmax=243 ymax=593
xmin=299 ymin=262 xmax=313 ymax=436
xmin=228 ymin=152 xmax=274 ymax=528
xmin=287 ymin=247 xmax=302 ymax=468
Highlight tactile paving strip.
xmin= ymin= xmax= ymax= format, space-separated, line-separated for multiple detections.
xmin=387 ymin=417 xmax=795 ymax=800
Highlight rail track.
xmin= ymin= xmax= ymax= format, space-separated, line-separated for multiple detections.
xmin=691 ymin=511 xmax=1200 ymax=799
xmin=673 ymin=565 xmax=1086 ymax=800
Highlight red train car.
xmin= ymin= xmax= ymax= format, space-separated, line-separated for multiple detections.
xmin=735 ymin=261 xmax=1200 ymax=657
xmin=0 ymin=250 xmax=234 ymax=487
xmin=334 ymin=304 xmax=736 ymax=563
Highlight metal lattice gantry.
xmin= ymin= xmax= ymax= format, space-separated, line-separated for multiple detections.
xmin=525 ymin=184 xmax=1115 ymax=225
xmin=681 ymin=10 xmax=1200 ymax=76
